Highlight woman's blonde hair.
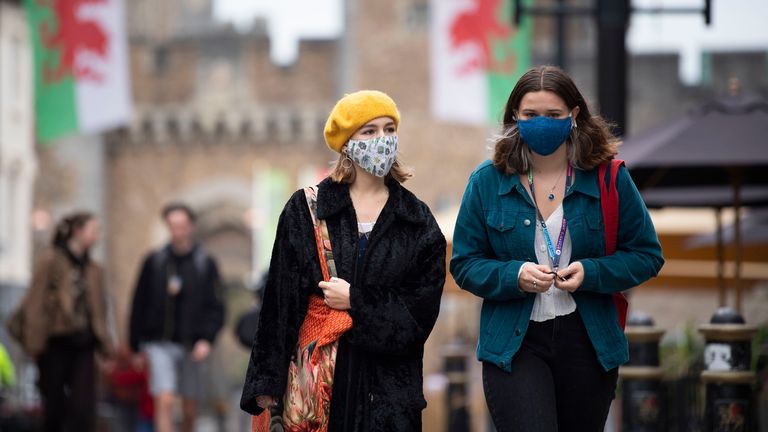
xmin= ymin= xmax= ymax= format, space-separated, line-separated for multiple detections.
xmin=329 ymin=149 xmax=413 ymax=184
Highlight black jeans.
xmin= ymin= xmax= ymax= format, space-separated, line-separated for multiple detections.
xmin=482 ymin=311 xmax=618 ymax=432
xmin=37 ymin=336 xmax=96 ymax=432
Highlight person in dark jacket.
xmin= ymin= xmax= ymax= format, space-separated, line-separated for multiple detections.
xmin=451 ymin=66 xmax=664 ymax=432
xmin=129 ymin=203 xmax=225 ymax=432
xmin=7 ymin=211 xmax=114 ymax=432
xmin=240 ymin=90 xmax=446 ymax=431
xmin=234 ymin=272 xmax=266 ymax=349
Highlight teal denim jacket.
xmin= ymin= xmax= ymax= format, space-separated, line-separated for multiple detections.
xmin=450 ymin=160 xmax=664 ymax=372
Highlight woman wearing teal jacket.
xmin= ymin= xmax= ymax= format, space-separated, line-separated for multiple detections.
xmin=450 ymin=66 xmax=664 ymax=432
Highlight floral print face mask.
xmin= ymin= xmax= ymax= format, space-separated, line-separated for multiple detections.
xmin=346 ymin=135 xmax=398 ymax=177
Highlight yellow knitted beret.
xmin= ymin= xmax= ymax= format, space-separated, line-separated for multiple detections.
xmin=323 ymin=90 xmax=401 ymax=153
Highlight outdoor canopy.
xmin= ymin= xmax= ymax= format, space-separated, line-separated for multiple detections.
xmin=619 ymin=91 xmax=768 ymax=312
xmin=620 ymin=93 xmax=768 ymax=190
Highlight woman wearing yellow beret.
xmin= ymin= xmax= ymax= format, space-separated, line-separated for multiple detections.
xmin=240 ymin=90 xmax=446 ymax=431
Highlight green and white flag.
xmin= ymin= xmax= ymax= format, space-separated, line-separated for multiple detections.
xmin=24 ymin=0 xmax=132 ymax=142
xmin=431 ymin=0 xmax=532 ymax=125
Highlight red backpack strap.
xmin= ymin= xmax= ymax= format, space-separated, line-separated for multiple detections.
xmin=598 ymin=159 xmax=628 ymax=330
xmin=599 ymin=159 xmax=624 ymax=255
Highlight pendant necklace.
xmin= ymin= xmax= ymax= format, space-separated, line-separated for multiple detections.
xmin=542 ymin=167 xmax=566 ymax=201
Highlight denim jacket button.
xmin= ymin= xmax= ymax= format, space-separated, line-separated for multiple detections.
xmin=500 ymin=361 xmax=506 ymax=368
xmin=523 ymin=219 xmax=531 ymax=227
xmin=515 ymin=328 xmax=521 ymax=336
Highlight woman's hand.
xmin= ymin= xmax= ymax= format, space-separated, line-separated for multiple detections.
xmin=555 ymin=262 xmax=584 ymax=292
xmin=256 ymin=395 xmax=278 ymax=410
xmin=517 ymin=264 xmax=556 ymax=293
xmin=318 ymin=277 xmax=351 ymax=310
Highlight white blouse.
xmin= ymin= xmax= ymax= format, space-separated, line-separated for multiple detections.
xmin=357 ymin=222 xmax=375 ymax=234
xmin=525 ymin=204 xmax=577 ymax=322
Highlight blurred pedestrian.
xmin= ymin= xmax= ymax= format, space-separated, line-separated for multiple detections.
xmin=0 ymin=341 xmax=15 ymax=404
xmin=6 ymin=211 xmax=115 ymax=432
xmin=233 ymin=272 xmax=266 ymax=350
xmin=450 ymin=66 xmax=665 ymax=432
xmin=129 ymin=203 xmax=224 ymax=432
xmin=103 ymin=345 xmax=154 ymax=432
xmin=0 ymin=342 xmax=14 ymax=390
xmin=0 ymin=341 xmax=15 ymax=430
xmin=240 ymin=90 xmax=446 ymax=430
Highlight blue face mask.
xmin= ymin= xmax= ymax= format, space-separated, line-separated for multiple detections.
xmin=517 ymin=115 xmax=573 ymax=156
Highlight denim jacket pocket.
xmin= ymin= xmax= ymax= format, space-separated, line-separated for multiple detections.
xmin=484 ymin=210 xmax=518 ymax=260
xmin=568 ymin=213 xmax=604 ymax=260
xmin=585 ymin=214 xmax=605 ymax=257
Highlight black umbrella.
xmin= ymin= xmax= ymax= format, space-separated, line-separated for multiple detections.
xmin=619 ymin=90 xmax=768 ymax=312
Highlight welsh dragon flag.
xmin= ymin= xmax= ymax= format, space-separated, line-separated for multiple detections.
xmin=431 ymin=0 xmax=532 ymax=125
xmin=24 ymin=0 xmax=132 ymax=142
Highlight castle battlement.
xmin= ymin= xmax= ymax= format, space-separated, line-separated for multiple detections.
xmin=109 ymin=105 xmax=329 ymax=148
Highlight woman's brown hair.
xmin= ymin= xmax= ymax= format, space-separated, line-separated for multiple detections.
xmin=492 ymin=65 xmax=620 ymax=175
xmin=329 ymin=150 xmax=413 ymax=184
xmin=52 ymin=211 xmax=94 ymax=248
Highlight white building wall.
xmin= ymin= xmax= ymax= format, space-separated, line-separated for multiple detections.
xmin=0 ymin=1 xmax=36 ymax=293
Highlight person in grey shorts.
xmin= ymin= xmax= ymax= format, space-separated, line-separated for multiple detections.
xmin=129 ymin=203 xmax=225 ymax=432
xmin=143 ymin=342 xmax=207 ymax=401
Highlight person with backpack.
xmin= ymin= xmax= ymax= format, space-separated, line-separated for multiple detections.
xmin=129 ymin=203 xmax=224 ymax=432
xmin=450 ymin=66 xmax=664 ymax=432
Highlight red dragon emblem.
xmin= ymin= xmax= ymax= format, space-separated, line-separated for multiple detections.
xmin=449 ymin=0 xmax=517 ymax=75
xmin=37 ymin=0 xmax=109 ymax=84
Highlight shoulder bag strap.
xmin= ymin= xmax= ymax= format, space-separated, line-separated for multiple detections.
xmin=303 ymin=186 xmax=338 ymax=280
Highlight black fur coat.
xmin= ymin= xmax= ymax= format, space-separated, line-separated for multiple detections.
xmin=240 ymin=176 xmax=446 ymax=431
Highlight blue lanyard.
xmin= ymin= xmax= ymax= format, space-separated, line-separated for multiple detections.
xmin=527 ymin=165 xmax=573 ymax=271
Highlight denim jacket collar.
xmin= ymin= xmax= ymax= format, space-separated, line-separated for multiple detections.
xmin=569 ymin=168 xmax=600 ymax=199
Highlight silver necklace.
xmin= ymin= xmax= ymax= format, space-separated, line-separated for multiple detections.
xmin=536 ymin=168 xmax=566 ymax=201
xmin=350 ymin=189 xmax=388 ymax=222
